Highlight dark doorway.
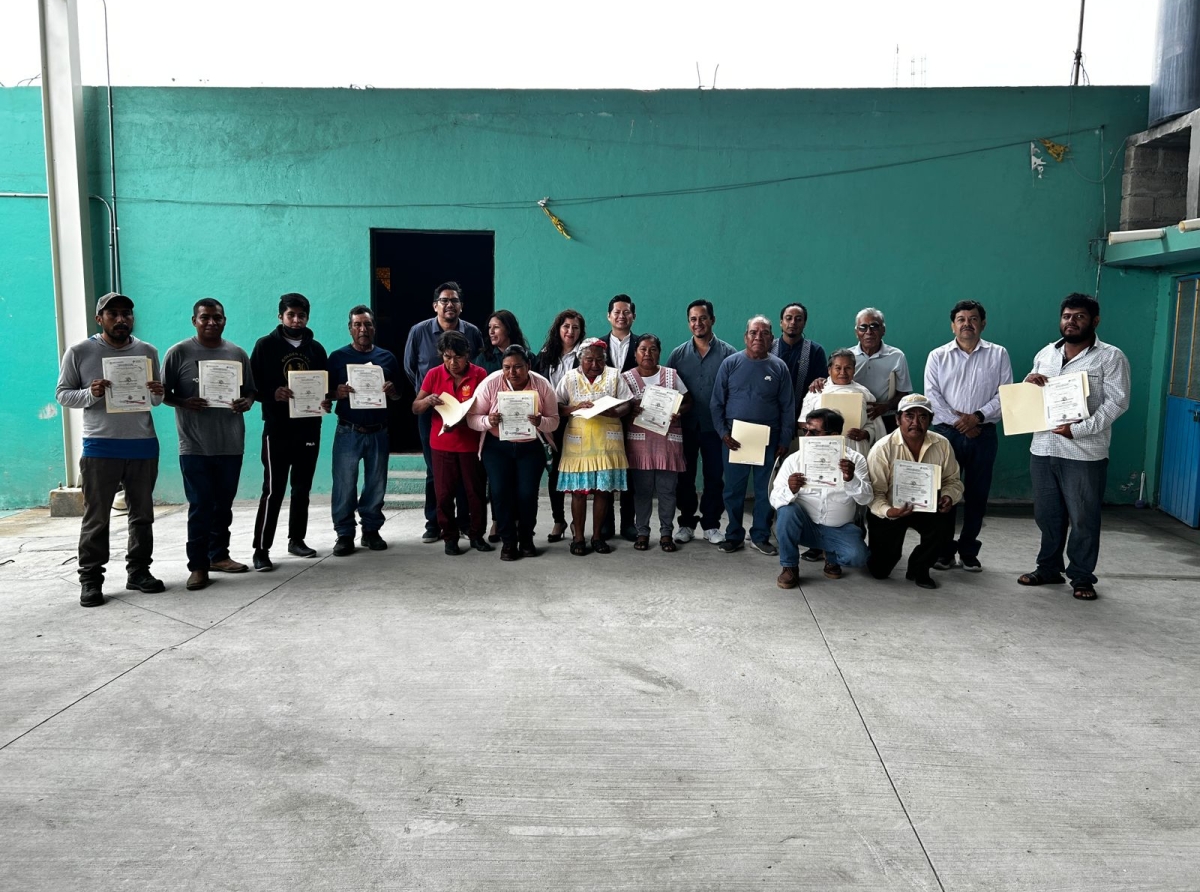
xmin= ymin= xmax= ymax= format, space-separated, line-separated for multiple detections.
xmin=370 ymin=229 xmax=495 ymax=453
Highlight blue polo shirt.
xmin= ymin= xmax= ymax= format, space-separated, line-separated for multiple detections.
xmin=666 ymin=336 xmax=736 ymax=434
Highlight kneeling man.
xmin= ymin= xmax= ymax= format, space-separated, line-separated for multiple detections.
xmin=772 ymin=408 xmax=872 ymax=589
xmin=866 ymin=394 xmax=963 ymax=589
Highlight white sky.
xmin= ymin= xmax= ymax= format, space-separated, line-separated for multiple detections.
xmin=1 ymin=0 xmax=1157 ymax=90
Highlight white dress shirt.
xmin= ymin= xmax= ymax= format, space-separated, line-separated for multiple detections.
xmin=608 ymin=332 xmax=633 ymax=370
xmin=924 ymin=338 xmax=1013 ymax=426
xmin=769 ymin=446 xmax=872 ymax=527
xmin=1028 ymin=337 xmax=1130 ymax=461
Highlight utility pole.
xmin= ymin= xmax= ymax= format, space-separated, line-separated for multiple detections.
xmin=1071 ymin=0 xmax=1086 ymax=86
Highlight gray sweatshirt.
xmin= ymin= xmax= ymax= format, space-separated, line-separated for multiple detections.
xmin=56 ymin=335 xmax=162 ymax=458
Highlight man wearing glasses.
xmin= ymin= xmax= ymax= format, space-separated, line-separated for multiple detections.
xmin=403 ymin=282 xmax=485 ymax=544
xmin=812 ymin=307 xmax=912 ymax=433
xmin=770 ymin=408 xmax=872 ymax=589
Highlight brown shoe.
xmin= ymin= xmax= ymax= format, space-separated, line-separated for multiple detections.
xmin=776 ymin=566 xmax=799 ymax=589
xmin=210 ymin=558 xmax=249 ymax=573
xmin=823 ymin=561 xmax=843 ymax=579
xmin=186 ymin=570 xmax=210 ymax=590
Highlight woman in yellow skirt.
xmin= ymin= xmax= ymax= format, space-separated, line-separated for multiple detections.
xmin=555 ymin=338 xmax=633 ymax=555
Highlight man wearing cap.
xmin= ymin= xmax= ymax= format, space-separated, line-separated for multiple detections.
xmin=771 ymin=408 xmax=872 ymax=589
xmin=163 ymin=298 xmax=257 ymax=592
xmin=56 ymin=293 xmax=166 ymax=607
xmin=866 ymin=394 xmax=963 ymax=589
xmin=924 ymin=300 xmax=1013 ymax=572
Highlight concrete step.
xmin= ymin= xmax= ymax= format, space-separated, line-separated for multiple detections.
xmin=386 ymin=469 xmax=425 ymax=495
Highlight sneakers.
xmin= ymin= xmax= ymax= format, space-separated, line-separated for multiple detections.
xmin=717 ymin=539 xmax=743 ymax=553
xmin=776 ymin=566 xmax=799 ymax=589
xmin=961 ymin=556 xmax=983 ymax=572
xmin=287 ymin=539 xmax=318 ymax=558
xmin=801 ymin=548 xmax=824 ymax=563
xmin=252 ymin=550 xmax=274 ymax=572
xmin=932 ymin=556 xmax=957 ymax=571
xmin=186 ymin=570 xmax=210 ymax=591
xmin=469 ymin=537 xmax=494 ymax=552
xmin=125 ymin=570 xmax=165 ymax=593
xmin=702 ymin=528 xmax=724 ymax=545
xmin=750 ymin=540 xmax=778 ymax=557
xmin=421 ymin=527 xmax=440 ymax=544
xmin=362 ymin=531 xmax=387 ymax=551
xmin=823 ymin=561 xmax=843 ymax=579
xmin=333 ymin=536 xmax=356 ymax=557
xmin=80 ymin=582 xmax=105 ymax=608
xmin=210 ymin=558 xmax=249 ymax=573
xmin=673 ymin=526 xmax=695 ymax=544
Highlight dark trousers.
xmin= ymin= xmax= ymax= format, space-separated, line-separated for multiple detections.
xmin=180 ymin=454 xmax=243 ymax=572
xmin=78 ymin=456 xmax=158 ymax=584
xmin=1030 ymin=454 xmax=1108 ymax=586
xmin=481 ymin=437 xmax=545 ymax=547
xmin=867 ymin=510 xmax=955 ymax=579
xmin=252 ymin=426 xmax=319 ymax=550
xmin=677 ymin=428 xmax=725 ymax=531
xmin=546 ymin=424 xmax=568 ymax=525
xmin=934 ymin=423 xmax=998 ymax=561
xmin=432 ymin=449 xmax=487 ymax=540
xmin=419 ymin=410 xmax=468 ymax=533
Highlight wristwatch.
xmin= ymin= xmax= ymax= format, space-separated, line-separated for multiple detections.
xmin=973 ymin=411 xmax=985 ymax=423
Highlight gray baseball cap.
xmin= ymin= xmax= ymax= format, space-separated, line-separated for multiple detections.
xmin=96 ymin=292 xmax=134 ymax=313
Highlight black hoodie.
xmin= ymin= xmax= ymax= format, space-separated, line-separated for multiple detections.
xmin=249 ymin=324 xmax=329 ymax=430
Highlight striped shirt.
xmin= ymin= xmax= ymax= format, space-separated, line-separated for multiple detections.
xmin=1028 ymin=337 xmax=1130 ymax=462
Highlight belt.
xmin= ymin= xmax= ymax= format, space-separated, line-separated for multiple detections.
xmin=338 ymin=420 xmax=386 ymax=434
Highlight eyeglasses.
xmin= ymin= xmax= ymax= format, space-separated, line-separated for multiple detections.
xmin=435 ymin=298 xmax=462 ymax=305
xmin=802 ymin=427 xmax=826 ymax=436
xmin=856 ymin=322 xmax=882 ymax=332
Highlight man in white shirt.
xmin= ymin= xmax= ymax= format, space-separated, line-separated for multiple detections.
xmin=924 ymin=300 xmax=1013 ymax=572
xmin=604 ymin=294 xmax=639 ymax=539
xmin=809 ymin=307 xmax=912 ymax=431
xmin=1018 ymin=294 xmax=1130 ymax=601
xmin=771 ymin=408 xmax=872 ymax=588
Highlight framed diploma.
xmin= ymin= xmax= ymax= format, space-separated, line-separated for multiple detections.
xmin=102 ymin=356 xmax=152 ymax=413
xmin=633 ymin=385 xmax=683 ymax=436
xmin=800 ymin=436 xmax=845 ymax=488
xmin=288 ymin=370 xmax=328 ymax=418
xmin=348 ymin=364 xmax=386 ymax=410
xmin=198 ymin=359 xmax=242 ymax=409
xmin=496 ymin=390 xmax=538 ymax=441
xmin=892 ymin=460 xmax=941 ymax=513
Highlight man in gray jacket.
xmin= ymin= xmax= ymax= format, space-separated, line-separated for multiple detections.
xmin=56 ymin=292 xmax=166 ymax=607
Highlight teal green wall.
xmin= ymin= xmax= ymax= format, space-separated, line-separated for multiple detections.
xmin=1 ymin=85 xmax=1158 ymax=508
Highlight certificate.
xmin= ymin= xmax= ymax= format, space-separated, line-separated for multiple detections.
xmin=817 ymin=391 xmax=865 ymax=429
xmin=800 ymin=436 xmax=845 ymax=488
xmin=633 ymin=385 xmax=683 ymax=436
xmin=198 ymin=359 xmax=242 ymax=409
xmin=1043 ymin=372 xmax=1090 ymax=427
xmin=496 ymin=390 xmax=538 ymax=441
xmin=572 ymin=395 xmax=631 ymax=420
xmin=434 ymin=392 xmax=475 ymax=431
xmin=348 ymin=364 xmax=386 ymax=410
xmin=102 ymin=356 xmax=152 ymax=413
xmin=892 ymin=460 xmax=941 ymax=513
xmin=729 ymin=420 xmax=771 ymax=466
xmin=288 ymin=370 xmax=328 ymax=418
xmin=999 ymin=373 xmax=1090 ymax=435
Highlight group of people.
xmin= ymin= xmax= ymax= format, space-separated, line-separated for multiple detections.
xmin=56 ymin=285 xmax=1130 ymax=609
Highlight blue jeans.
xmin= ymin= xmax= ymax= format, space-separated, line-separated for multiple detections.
xmin=775 ymin=504 xmax=869 ymax=568
xmin=1030 ymin=454 xmax=1108 ymax=586
xmin=677 ymin=428 xmax=725 ymax=532
xmin=721 ymin=431 xmax=779 ymax=545
xmin=331 ymin=424 xmax=388 ymax=538
xmin=481 ymin=437 xmax=545 ymax=546
xmin=179 ymin=454 xmax=243 ymax=572
xmin=934 ymin=423 xmax=998 ymax=560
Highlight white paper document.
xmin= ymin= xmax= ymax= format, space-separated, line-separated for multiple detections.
xmin=999 ymin=372 xmax=1090 ymax=435
xmin=1042 ymin=372 xmax=1091 ymax=427
xmin=497 ymin=390 xmax=538 ymax=441
xmin=198 ymin=359 xmax=242 ymax=409
xmin=572 ymin=395 xmax=630 ymax=420
xmin=729 ymin=420 xmax=771 ymax=466
xmin=632 ymin=385 xmax=683 ymax=436
xmin=892 ymin=460 xmax=941 ymax=513
xmin=348 ymin=364 xmax=386 ymax=410
xmin=800 ymin=436 xmax=845 ymax=488
xmin=817 ymin=392 xmax=865 ymax=429
xmin=102 ymin=356 xmax=152 ymax=413
xmin=288 ymin=370 xmax=328 ymax=418
xmin=434 ymin=392 xmax=475 ymax=432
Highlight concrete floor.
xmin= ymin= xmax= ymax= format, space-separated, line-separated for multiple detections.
xmin=1 ymin=499 xmax=1198 ymax=891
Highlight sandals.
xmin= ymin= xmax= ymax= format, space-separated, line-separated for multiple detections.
xmin=634 ymin=536 xmax=650 ymax=551
xmin=1072 ymin=584 xmax=1098 ymax=600
xmin=547 ymin=521 xmax=568 ymax=543
xmin=570 ymin=539 xmax=590 ymax=557
xmin=591 ymin=539 xmax=613 ymax=555
xmin=1017 ymin=571 xmax=1066 ymax=586
xmin=660 ymin=536 xmax=677 ymax=553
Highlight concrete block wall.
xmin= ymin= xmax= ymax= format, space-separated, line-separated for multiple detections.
xmin=1120 ymin=142 xmax=1189 ymax=229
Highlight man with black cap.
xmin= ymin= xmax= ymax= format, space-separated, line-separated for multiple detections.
xmin=56 ymin=292 xmax=166 ymax=607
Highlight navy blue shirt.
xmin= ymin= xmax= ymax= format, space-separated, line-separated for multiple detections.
xmin=710 ymin=352 xmax=795 ymax=443
xmin=403 ymin=317 xmax=485 ymax=390
xmin=327 ymin=344 xmax=401 ymax=426
xmin=666 ymin=336 xmax=737 ymax=433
